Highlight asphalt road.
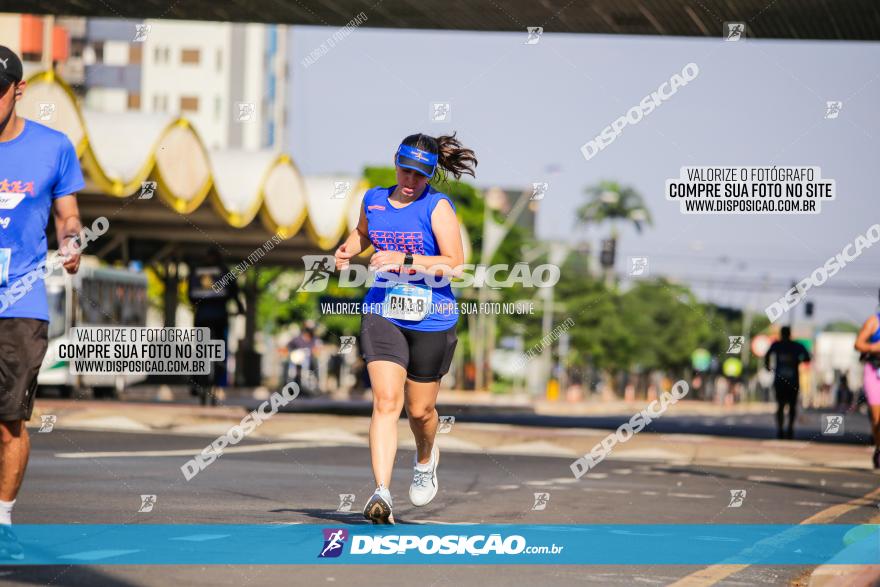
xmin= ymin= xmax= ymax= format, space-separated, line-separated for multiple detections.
xmin=2 ymin=427 xmax=878 ymax=586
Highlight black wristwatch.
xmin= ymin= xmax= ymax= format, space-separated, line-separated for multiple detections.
xmin=403 ymin=253 xmax=413 ymax=266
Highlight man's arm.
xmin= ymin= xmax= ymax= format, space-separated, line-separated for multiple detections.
xmin=764 ymin=343 xmax=775 ymax=371
xmin=52 ymin=195 xmax=82 ymax=274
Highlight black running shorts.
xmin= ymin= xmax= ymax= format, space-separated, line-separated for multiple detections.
xmin=0 ymin=318 xmax=48 ymax=421
xmin=360 ymin=313 xmax=458 ymax=383
xmin=774 ymin=379 xmax=799 ymax=406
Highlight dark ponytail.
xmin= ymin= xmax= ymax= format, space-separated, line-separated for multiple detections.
xmin=400 ymin=131 xmax=478 ymax=182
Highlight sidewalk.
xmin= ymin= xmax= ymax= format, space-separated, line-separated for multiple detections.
xmin=114 ymin=384 xmax=776 ymax=417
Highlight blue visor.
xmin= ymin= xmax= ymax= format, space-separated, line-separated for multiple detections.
xmin=396 ymin=144 xmax=437 ymax=178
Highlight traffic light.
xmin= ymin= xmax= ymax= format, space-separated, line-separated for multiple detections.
xmin=805 ymin=301 xmax=814 ymax=318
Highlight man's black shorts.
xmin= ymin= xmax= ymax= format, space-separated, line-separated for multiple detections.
xmin=0 ymin=318 xmax=48 ymax=421
xmin=774 ymin=380 xmax=799 ymax=405
xmin=360 ymin=313 xmax=458 ymax=383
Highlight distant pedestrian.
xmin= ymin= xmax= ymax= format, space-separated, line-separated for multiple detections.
xmin=765 ymin=327 xmax=810 ymax=439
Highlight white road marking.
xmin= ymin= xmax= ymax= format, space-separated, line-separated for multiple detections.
xmin=668 ymin=493 xmax=713 ymax=499
xmin=490 ymin=441 xmax=577 ymax=457
xmin=279 ymin=428 xmax=366 ymax=446
xmin=842 ymin=482 xmax=873 ymax=489
xmin=171 ymin=423 xmax=240 ymax=437
xmin=747 ymin=475 xmax=784 ymax=483
xmin=54 ymin=441 xmax=331 ymax=458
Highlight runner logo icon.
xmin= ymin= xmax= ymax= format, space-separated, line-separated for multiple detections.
xmin=298 ymin=255 xmax=334 ymax=292
xmin=319 ymin=528 xmax=348 ymax=558
xmin=821 ymin=414 xmax=844 ymax=435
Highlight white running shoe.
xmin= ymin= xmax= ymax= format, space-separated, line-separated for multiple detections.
xmin=363 ymin=484 xmax=394 ymax=524
xmin=409 ymin=443 xmax=439 ymax=507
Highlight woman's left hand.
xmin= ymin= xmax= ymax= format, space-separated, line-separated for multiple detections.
xmin=370 ymin=250 xmax=405 ymax=270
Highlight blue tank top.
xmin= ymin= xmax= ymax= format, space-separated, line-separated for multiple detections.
xmin=362 ymin=185 xmax=459 ymax=332
xmin=870 ymin=313 xmax=880 ymax=343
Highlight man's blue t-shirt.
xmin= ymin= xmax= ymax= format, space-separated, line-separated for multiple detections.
xmin=0 ymin=119 xmax=85 ymax=321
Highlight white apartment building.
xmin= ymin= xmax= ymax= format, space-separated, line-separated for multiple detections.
xmin=139 ymin=20 xmax=287 ymax=150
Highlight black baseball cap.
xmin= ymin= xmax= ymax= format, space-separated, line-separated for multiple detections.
xmin=0 ymin=46 xmax=24 ymax=90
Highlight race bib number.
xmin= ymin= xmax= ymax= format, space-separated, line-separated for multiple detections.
xmin=382 ymin=283 xmax=431 ymax=321
xmin=0 ymin=193 xmax=25 ymax=210
xmin=0 ymin=248 xmax=10 ymax=287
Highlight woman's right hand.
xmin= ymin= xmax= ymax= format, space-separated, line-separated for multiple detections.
xmin=335 ymin=242 xmax=353 ymax=270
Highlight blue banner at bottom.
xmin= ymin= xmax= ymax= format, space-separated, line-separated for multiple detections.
xmin=0 ymin=524 xmax=877 ymax=565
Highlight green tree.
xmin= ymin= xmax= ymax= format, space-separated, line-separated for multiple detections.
xmin=577 ymin=180 xmax=651 ymax=286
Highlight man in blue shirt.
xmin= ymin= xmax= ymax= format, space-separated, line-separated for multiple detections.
xmin=0 ymin=46 xmax=85 ymax=538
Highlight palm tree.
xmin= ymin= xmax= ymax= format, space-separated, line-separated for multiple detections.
xmin=576 ymin=180 xmax=652 ymax=286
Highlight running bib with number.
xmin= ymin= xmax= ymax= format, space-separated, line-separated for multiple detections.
xmin=382 ymin=283 xmax=431 ymax=321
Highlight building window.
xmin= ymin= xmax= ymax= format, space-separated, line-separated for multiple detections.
xmin=180 ymin=96 xmax=199 ymax=112
xmin=154 ymin=46 xmax=170 ymax=64
xmin=214 ymin=96 xmax=221 ymax=121
xmin=129 ymin=44 xmax=142 ymax=64
xmin=153 ymin=95 xmax=169 ymax=112
xmin=216 ymin=48 xmax=222 ymax=72
xmin=181 ymin=48 xmax=200 ymax=65
xmin=92 ymin=41 xmax=104 ymax=62
xmin=128 ymin=93 xmax=141 ymax=110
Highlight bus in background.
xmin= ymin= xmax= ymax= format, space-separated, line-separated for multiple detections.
xmin=38 ymin=255 xmax=149 ymax=398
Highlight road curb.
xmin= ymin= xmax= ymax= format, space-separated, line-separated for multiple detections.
xmin=808 ymin=565 xmax=880 ymax=586
xmin=808 ymin=525 xmax=880 ymax=587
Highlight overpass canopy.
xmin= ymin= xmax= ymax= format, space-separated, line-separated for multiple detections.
xmin=24 ymin=71 xmax=475 ymax=268
xmin=7 ymin=0 xmax=880 ymax=40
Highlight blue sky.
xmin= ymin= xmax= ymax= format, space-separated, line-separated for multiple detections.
xmin=287 ymin=26 xmax=880 ymax=326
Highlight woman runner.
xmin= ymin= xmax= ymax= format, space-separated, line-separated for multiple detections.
xmin=334 ymin=132 xmax=476 ymax=523
xmin=854 ymin=294 xmax=880 ymax=469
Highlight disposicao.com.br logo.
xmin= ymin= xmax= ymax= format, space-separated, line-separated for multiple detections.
xmin=317 ymin=529 xmax=563 ymax=559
